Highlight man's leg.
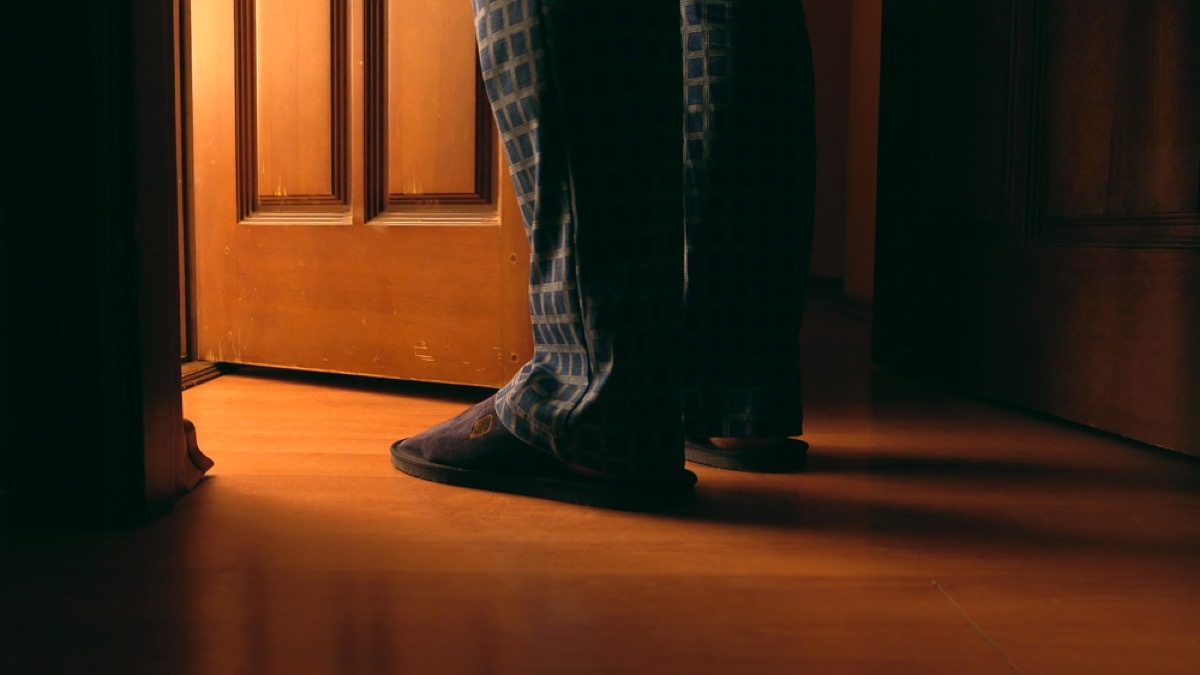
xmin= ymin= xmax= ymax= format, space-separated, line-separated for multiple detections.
xmin=391 ymin=0 xmax=693 ymax=508
xmin=680 ymin=0 xmax=816 ymax=471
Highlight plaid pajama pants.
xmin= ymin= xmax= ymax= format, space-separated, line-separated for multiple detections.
xmin=474 ymin=0 xmax=815 ymax=477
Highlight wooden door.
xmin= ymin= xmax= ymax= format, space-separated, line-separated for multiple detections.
xmin=873 ymin=0 xmax=1200 ymax=456
xmin=187 ymin=0 xmax=530 ymax=387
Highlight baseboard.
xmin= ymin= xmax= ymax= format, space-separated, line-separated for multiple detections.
xmin=181 ymin=361 xmax=226 ymax=390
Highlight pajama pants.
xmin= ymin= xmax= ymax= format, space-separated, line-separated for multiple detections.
xmin=473 ymin=0 xmax=815 ymax=477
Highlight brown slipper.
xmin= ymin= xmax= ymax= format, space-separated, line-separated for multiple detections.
xmin=391 ymin=396 xmax=696 ymax=511
xmin=684 ymin=437 xmax=809 ymax=473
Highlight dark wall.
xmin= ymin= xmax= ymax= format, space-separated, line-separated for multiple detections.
xmin=802 ymin=0 xmax=853 ymax=280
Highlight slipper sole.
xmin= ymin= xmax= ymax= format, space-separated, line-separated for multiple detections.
xmin=684 ymin=438 xmax=809 ymax=473
xmin=391 ymin=440 xmax=697 ymax=511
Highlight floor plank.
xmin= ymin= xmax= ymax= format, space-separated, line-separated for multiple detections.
xmin=3 ymin=301 xmax=1198 ymax=674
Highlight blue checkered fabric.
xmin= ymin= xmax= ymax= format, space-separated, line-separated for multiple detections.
xmin=680 ymin=0 xmax=816 ymax=438
xmin=472 ymin=0 xmax=814 ymax=476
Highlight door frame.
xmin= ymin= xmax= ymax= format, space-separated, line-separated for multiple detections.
xmin=115 ymin=0 xmax=185 ymax=524
xmin=4 ymin=0 xmax=184 ymax=525
xmin=108 ymin=0 xmax=185 ymax=524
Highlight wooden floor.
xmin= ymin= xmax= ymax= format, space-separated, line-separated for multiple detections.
xmin=4 ymin=300 xmax=1199 ymax=674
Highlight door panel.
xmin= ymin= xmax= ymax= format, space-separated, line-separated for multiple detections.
xmin=874 ymin=0 xmax=1200 ymax=455
xmin=255 ymin=0 xmax=336 ymax=198
xmin=386 ymin=0 xmax=479 ymax=196
xmin=189 ymin=0 xmax=531 ymax=387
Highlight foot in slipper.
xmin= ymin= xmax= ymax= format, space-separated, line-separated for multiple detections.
xmin=685 ymin=437 xmax=809 ymax=473
xmin=391 ymin=395 xmax=696 ymax=511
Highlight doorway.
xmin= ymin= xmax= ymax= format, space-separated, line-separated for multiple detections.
xmin=178 ymin=0 xmax=532 ymax=389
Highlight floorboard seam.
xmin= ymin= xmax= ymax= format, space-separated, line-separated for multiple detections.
xmin=932 ymin=579 xmax=1023 ymax=674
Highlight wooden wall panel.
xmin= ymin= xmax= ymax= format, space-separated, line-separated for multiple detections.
xmin=1004 ymin=0 xmax=1200 ymax=248
xmin=874 ymin=0 xmax=1200 ymax=456
xmin=386 ymin=0 xmax=477 ymax=196
xmin=1043 ymin=0 xmax=1199 ymax=219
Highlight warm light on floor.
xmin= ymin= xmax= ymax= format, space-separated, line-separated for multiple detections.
xmin=3 ymin=298 xmax=1198 ymax=674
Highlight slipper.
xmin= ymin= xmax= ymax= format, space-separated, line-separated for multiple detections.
xmin=684 ymin=437 xmax=809 ymax=473
xmin=391 ymin=396 xmax=696 ymax=511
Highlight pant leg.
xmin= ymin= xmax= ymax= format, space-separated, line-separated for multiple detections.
xmin=472 ymin=0 xmax=685 ymax=477
xmin=680 ymin=0 xmax=817 ymax=438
